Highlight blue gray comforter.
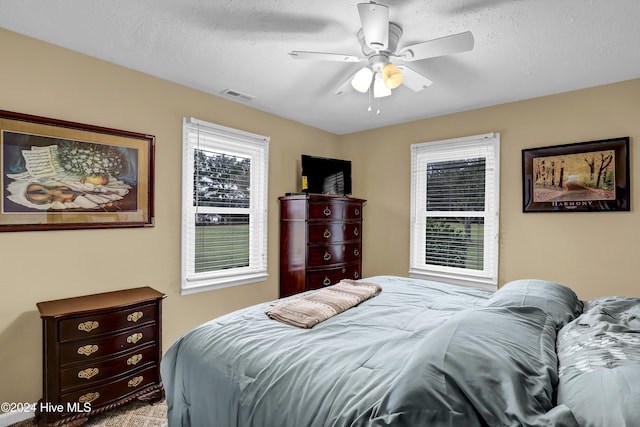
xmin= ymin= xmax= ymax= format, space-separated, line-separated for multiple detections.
xmin=161 ymin=276 xmax=585 ymax=426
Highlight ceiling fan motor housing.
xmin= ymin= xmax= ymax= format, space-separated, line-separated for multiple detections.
xmin=358 ymin=22 xmax=402 ymax=57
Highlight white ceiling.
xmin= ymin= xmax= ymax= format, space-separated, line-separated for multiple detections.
xmin=1 ymin=0 xmax=639 ymax=135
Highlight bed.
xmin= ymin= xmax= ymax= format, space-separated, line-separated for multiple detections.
xmin=160 ymin=276 xmax=640 ymax=426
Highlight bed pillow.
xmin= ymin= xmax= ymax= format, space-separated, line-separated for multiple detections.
xmin=487 ymin=279 xmax=583 ymax=328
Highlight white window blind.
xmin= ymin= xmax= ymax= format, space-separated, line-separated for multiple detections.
xmin=181 ymin=117 xmax=269 ymax=295
xmin=410 ymin=133 xmax=500 ymax=289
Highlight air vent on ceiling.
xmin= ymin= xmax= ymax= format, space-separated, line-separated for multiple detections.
xmin=221 ymin=89 xmax=256 ymax=103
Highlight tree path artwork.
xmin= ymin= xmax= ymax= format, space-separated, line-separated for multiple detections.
xmin=532 ymin=149 xmax=615 ymax=203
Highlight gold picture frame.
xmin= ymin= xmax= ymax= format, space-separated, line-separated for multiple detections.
xmin=0 ymin=110 xmax=154 ymax=231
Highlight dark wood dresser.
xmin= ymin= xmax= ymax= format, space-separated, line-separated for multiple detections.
xmin=36 ymin=287 xmax=166 ymax=426
xmin=279 ymin=194 xmax=365 ymax=297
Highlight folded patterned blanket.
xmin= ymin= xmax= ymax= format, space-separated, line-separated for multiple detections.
xmin=265 ymin=279 xmax=382 ymax=328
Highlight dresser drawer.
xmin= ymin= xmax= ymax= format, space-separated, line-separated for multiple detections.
xmin=344 ymin=202 xmax=363 ymax=219
xmin=60 ymin=323 xmax=156 ymax=366
xmin=309 ymin=201 xmax=344 ymax=220
xmin=307 ymin=263 xmax=361 ymax=289
xmin=60 ymin=365 xmax=157 ymax=415
xmin=308 ymin=243 xmax=361 ymax=266
xmin=60 ymin=344 xmax=156 ymax=392
xmin=59 ymin=303 xmax=157 ymax=342
xmin=308 ymin=222 xmax=361 ymax=243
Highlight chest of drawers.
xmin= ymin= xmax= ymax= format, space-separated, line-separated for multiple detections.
xmin=279 ymin=194 xmax=365 ymax=297
xmin=36 ymin=287 xmax=166 ymax=426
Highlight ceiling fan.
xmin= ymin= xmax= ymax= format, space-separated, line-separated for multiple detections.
xmin=289 ymin=1 xmax=474 ymax=110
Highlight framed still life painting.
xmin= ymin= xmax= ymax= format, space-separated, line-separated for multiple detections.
xmin=522 ymin=137 xmax=629 ymax=212
xmin=0 ymin=110 xmax=154 ymax=231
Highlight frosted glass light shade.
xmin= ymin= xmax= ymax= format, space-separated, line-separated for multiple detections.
xmin=373 ymin=73 xmax=392 ymax=98
xmin=351 ymin=67 xmax=374 ymax=93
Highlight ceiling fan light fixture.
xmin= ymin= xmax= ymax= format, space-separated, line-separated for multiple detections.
xmin=351 ymin=67 xmax=374 ymax=93
xmin=373 ymin=73 xmax=392 ymax=98
xmin=382 ymin=63 xmax=403 ymax=89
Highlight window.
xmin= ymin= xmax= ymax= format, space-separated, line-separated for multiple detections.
xmin=323 ymin=171 xmax=345 ymax=195
xmin=181 ymin=117 xmax=269 ymax=295
xmin=410 ymin=133 xmax=500 ymax=289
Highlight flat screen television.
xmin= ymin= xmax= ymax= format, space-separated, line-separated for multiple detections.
xmin=301 ymin=154 xmax=352 ymax=196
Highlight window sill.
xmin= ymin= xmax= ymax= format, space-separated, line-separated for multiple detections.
xmin=409 ymin=269 xmax=497 ymax=291
xmin=181 ymin=272 xmax=268 ymax=295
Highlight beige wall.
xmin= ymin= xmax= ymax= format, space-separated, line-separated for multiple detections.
xmin=1 ymin=27 xmax=639 ymax=406
xmin=338 ymin=79 xmax=640 ymax=300
xmin=0 ymin=29 xmax=339 ymax=405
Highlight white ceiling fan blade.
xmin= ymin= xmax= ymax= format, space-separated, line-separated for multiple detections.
xmin=289 ymin=51 xmax=363 ymax=63
xmin=357 ymin=2 xmax=389 ymax=50
xmin=334 ymin=71 xmax=359 ymax=95
xmin=332 ymin=65 xmax=368 ymax=95
xmin=395 ymin=65 xmax=433 ymax=92
xmin=397 ymin=31 xmax=474 ymax=61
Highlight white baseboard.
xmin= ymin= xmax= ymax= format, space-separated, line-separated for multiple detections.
xmin=0 ymin=407 xmax=35 ymax=427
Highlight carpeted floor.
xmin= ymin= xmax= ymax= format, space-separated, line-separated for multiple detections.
xmin=9 ymin=400 xmax=167 ymax=427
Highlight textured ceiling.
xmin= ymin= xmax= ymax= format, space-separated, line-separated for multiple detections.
xmin=1 ymin=0 xmax=639 ymax=135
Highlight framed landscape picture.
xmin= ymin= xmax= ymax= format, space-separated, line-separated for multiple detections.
xmin=0 ymin=110 xmax=155 ymax=231
xmin=522 ymin=137 xmax=630 ymax=212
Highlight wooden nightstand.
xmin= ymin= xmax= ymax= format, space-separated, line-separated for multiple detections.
xmin=36 ymin=287 xmax=166 ymax=426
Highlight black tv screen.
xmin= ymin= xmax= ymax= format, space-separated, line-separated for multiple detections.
xmin=301 ymin=155 xmax=352 ymax=195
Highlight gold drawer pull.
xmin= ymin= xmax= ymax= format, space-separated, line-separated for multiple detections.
xmin=323 ymin=251 xmax=332 ymax=261
xmin=78 ymin=368 xmax=99 ymax=379
xmin=127 ymin=333 xmax=143 ymax=344
xmin=354 ymin=208 xmax=360 ymax=216
xmin=79 ymin=392 xmax=100 ymax=403
xmin=77 ymin=321 xmax=99 ymax=332
xmin=353 ymin=227 xmax=359 ymax=236
xmin=354 ymin=272 xmax=360 ymax=279
xmin=323 ymin=229 xmax=331 ymax=239
xmin=127 ymin=311 xmax=143 ymax=322
xmin=323 ymin=206 xmax=331 ymax=216
xmin=128 ymin=376 xmax=143 ymax=388
xmin=127 ymin=354 xmax=143 ymax=365
xmin=77 ymin=345 xmax=99 ymax=356
xmin=354 ymin=249 xmax=359 ymax=256
xmin=323 ymin=276 xmax=331 ymax=286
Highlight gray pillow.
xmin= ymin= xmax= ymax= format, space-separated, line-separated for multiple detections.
xmin=487 ymin=279 xmax=583 ymax=328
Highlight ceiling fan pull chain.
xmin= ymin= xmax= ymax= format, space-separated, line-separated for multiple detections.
xmin=368 ymin=88 xmax=372 ymax=112
xmin=376 ymin=98 xmax=381 ymax=115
